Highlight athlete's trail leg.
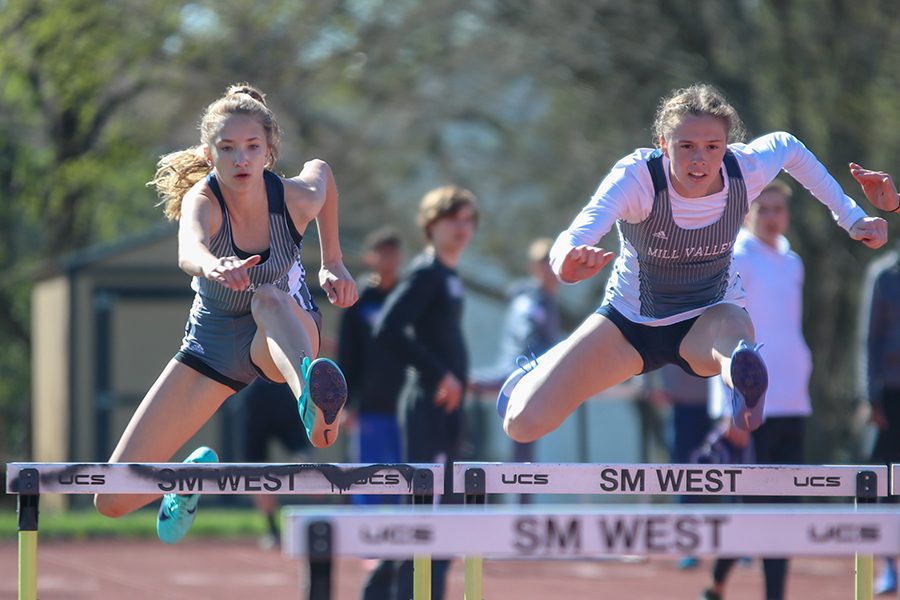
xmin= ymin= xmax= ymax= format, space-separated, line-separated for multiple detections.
xmin=504 ymin=313 xmax=643 ymax=443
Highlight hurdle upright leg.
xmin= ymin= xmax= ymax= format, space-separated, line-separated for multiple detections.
xmin=412 ymin=468 xmax=435 ymax=600
xmin=855 ymin=470 xmax=878 ymax=600
xmin=306 ymin=520 xmax=332 ymax=600
xmin=16 ymin=468 xmax=39 ymax=600
xmin=463 ymin=468 xmax=486 ymax=600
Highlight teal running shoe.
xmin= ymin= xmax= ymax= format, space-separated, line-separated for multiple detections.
xmin=298 ymin=356 xmax=347 ymax=445
xmin=156 ymin=446 xmax=218 ymax=544
xmin=730 ymin=340 xmax=768 ymax=432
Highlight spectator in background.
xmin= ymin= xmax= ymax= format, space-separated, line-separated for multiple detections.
xmin=338 ymin=227 xmax=406 ymax=505
xmin=471 ymin=237 xmax=563 ymax=473
xmin=859 ymin=245 xmax=900 ymax=595
xmin=373 ymin=185 xmax=479 ymax=600
xmin=701 ymin=180 xmax=813 ymax=600
xmin=642 ymin=363 xmax=711 ymax=570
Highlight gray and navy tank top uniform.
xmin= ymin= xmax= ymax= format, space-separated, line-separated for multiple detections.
xmin=175 ymin=171 xmax=320 ymax=391
xmin=597 ymin=149 xmax=748 ymax=375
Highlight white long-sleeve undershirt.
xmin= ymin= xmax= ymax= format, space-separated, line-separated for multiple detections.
xmin=550 ymin=132 xmax=868 ymax=325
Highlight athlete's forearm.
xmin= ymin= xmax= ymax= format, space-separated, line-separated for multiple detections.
xmin=316 ymin=164 xmax=343 ymax=266
xmin=177 ymin=218 xmax=220 ymax=278
xmin=771 ymin=132 xmax=868 ymax=230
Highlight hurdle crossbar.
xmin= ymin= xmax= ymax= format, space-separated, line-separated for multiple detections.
xmin=452 ymin=462 xmax=886 ymax=600
xmin=451 ymin=462 xmax=888 ymax=496
xmin=283 ymin=505 xmax=900 ymax=559
xmin=6 ymin=462 xmax=442 ymax=600
xmin=6 ymin=462 xmax=443 ymax=496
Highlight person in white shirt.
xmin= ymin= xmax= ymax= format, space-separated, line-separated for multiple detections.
xmin=701 ymin=180 xmax=810 ymax=600
xmin=498 ymin=83 xmax=887 ymax=451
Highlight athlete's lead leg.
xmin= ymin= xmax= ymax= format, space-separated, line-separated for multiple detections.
xmin=250 ymin=284 xmax=346 ymax=447
xmin=680 ymin=303 xmax=767 ymax=430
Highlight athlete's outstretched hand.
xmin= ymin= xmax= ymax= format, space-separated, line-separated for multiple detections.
xmin=849 ymin=162 xmax=900 ymax=213
xmin=205 ymin=254 xmax=261 ymax=291
xmin=849 ymin=216 xmax=889 ymax=250
xmin=558 ymin=245 xmax=615 ymax=284
xmin=319 ymin=260 xmax=359 ymax=307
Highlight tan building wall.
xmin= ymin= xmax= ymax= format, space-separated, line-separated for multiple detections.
xmin=32 ymin=277 xmax=70 ymax=465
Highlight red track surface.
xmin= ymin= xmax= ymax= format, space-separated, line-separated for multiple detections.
xmin=0 ymin=538 xmax=868 ymax=599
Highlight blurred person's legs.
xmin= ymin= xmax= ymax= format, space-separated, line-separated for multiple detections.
xmin=512 ymin=440 xmax=536 ymax=504
xmin=391 ymin=380 xmax=461 ymax=600
xmin=354 ymin=412 xmax=403 ymax=506
xmin=672 ymin=403 xmax=712 ymax=569
xmin=242 ymin=379 xmax=309 ymax=549
xmin=704 ymin=416 xmax=804 ymax=600
xmin=872 ymin=389 xmax=900 ymax=595
xmin=876 ymin=558 xmax=898 ymax=595
xmin=356 ymin=412 xmax=403 ymax=598
xmin=362 ymin=560 xmax=398 ymax=600
xmin=754 ymin=416 xmax=804 ymax=600
xmin=635 ymin=394 xmax=668 ymax=463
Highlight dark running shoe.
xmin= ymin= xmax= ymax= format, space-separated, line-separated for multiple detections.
xmin=298 ymin=357 xmax=348 ymax=443
xmin=730 ymin=340 xmax=767 ymax=431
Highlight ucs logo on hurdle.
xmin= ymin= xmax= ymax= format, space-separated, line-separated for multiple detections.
xmin=360 ymin=525 xmax=434 ymax=545
xmin=57 ymin=473 xmax=106 ymax=486
xmin=807 ymin=524 xmax=880 ymax=544
xmin=793 ymin=476 xmax=841 ymax=488
xmin=501 ymin=473 xmax=549 ymax=485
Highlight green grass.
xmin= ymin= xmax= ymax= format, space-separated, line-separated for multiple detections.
xmin=0 ymin=507 xmax=268 ymax=541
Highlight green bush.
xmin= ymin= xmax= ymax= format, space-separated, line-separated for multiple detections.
xmin=0 ymin=508 xmax=268 ymax=541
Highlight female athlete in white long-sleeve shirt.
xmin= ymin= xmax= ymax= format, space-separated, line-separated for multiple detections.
xmin=500 ymin=83 xmax=887 ymax=443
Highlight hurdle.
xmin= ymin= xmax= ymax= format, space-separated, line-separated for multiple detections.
xmin=453 ymin=462 xmax=887 ymax=600
xmin=283 ymin=504 xmax=900 ymax=594
xmin=5 ymin=461 xmax=442 ymax=600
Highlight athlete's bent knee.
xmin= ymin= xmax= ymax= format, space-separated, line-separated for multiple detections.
xmin=94 ymin=494 xmax=127 ymax=518
xmin=504 ymin=410 xmax=543 ymax=444
xmin=250 ymin=284 xmax=289 ymax=314
xmin=717 ymin=305 xmax=756 ymax=340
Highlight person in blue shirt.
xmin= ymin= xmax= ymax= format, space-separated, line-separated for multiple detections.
xmin=338 ymin=227 xmax=406 ymax=505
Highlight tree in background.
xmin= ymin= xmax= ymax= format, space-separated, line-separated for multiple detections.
xmin=0 ymin=0 xmax=184 ymax=458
